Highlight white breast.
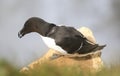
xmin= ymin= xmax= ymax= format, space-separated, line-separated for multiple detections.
xmin=41 ymin=36 xmax=67 ymax=54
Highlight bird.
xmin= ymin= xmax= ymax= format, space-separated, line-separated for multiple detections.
xmin=18 ymin=17 xmax=106 ymax=54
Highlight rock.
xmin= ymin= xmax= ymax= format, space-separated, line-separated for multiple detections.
xmin=20 ymin=27 xmax=104 ymax=73
xmin=77 ymin=27 xmax=96 ymax=43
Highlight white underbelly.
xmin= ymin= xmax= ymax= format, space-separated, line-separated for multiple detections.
xmin=41 ymin=36 xmax=67 ymax=54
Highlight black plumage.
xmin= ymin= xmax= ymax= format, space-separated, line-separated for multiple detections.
xmin=18 ymin=17 xmax=106 ymax=54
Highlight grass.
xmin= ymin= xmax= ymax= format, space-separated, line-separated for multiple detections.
xmin=0 ymin=60 xmax=120 ymax=76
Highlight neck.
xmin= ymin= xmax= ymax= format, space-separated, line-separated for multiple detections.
xmin=44 ymin=24 xmax=56 ymax=36
xmin=37 ymin=23 xmax=56 ymax=36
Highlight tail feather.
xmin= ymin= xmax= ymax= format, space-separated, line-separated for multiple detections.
xmin=78 ymin=44 xmax=106 ymax=54
xmin=92 ymin=45 xmax=106 ymax=52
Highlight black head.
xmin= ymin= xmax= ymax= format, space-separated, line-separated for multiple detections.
xmin=18 ymin=17 xmax=56 ymax=38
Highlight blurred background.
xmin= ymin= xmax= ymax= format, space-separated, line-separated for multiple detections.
xmin=0 ymin=0 xmax=120 ymax=68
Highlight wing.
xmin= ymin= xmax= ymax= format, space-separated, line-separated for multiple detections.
xmin=55 ymin=35 xmax=84 ymax=54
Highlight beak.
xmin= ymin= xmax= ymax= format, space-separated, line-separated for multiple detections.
xmin=18 ymin=31 xmax=23 ymax=38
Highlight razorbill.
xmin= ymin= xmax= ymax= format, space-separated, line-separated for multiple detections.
xmin=18 ymin=17 xmax=106 ymax=54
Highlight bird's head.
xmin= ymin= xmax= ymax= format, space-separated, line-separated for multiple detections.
xmin=18 ymin=17 xmax=55 ymax=38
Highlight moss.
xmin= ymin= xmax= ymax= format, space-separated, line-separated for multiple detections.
xmin=0 ymin=60 xmax=120 ymax=76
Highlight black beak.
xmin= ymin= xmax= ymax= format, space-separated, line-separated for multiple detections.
xmin=18 ymin=31 xmax=23 ymax=38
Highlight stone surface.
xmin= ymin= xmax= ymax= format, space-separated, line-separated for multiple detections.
xmin=20 ymin=27 xmax=104 ymax=73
